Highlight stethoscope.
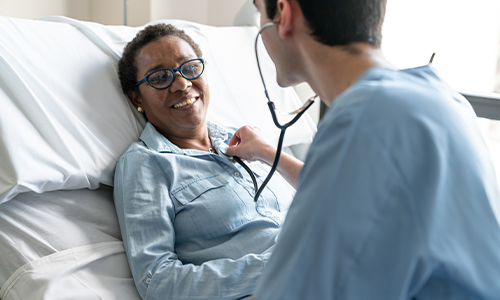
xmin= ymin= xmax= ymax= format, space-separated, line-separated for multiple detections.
xmin=233 ymin=22 xmax=317 ymax=202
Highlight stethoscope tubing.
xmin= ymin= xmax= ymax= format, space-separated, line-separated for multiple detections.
xmin=233 ymin=156 xmax=258 ymax=193
xmin=231 ymin=22 xmax=316 ymax=202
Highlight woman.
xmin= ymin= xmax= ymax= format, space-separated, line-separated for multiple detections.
xmin=114 ymin=24 xmax=298 ymax=300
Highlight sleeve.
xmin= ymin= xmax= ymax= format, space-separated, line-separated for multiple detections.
xmin=114 ymin=150 xmax=273 ymax=300
xmin=253 ymin=107 xmax=429 ymax=299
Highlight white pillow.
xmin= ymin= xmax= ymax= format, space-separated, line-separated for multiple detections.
xmin=0 ymin=16 xmax=316 ymax=204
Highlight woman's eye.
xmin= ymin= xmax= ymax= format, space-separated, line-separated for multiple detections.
xmin=150 ymin=72 xmax=168 ymax=84
xmin=183 ymin=65 xmax=200 ymax=77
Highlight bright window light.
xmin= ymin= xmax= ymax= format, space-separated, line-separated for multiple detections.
xmin=382 ymin=0 xmax=500 ymax=94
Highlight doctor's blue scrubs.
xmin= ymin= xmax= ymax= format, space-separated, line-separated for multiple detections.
xmin=254 ymin=65 xmax=500 ymax=300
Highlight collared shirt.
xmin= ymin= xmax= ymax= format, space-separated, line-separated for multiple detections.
xmin=114 ymin=121 xmax=295 ymax=300
xmin=254 ymin=65 xmax=500 ymax=299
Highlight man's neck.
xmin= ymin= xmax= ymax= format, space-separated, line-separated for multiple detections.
xmin=299 ymin=41 xmax=394 ymax=106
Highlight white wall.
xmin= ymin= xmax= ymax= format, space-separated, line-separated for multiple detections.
xmin=0 ymin=0 xmax=89 ymax=20
xmin=207 ymin=0 xmax=248 ymax=26
xmin=150 ymin=0 xmax=246 ymax=26
xmin=88 ymin=0 xmax=122 ymax=25
xmin=126 ymin=0 xmax=150 ymax=26
xmin=150 ymin=0 xmax=209 ymax=25
xmin=0 ymin=0 xmax=247 ymax=26
xmin=66 ymin=0 xmax=90 ymax=21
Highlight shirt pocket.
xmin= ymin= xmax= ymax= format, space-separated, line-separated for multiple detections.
xmin=171 ymin=174 xmax=252 ymax=240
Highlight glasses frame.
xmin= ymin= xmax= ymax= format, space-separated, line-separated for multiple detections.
xmin=135 ymin=58 xmax=205 ymax=90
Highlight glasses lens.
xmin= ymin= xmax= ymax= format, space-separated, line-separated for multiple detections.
xmin=148 ymin=70 xmax=174 ymax=88
xmin=180 ymin=60 xmax=204 ymax=79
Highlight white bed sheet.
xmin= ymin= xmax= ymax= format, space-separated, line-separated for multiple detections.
xmin=1 ymin=242 xmax=140 ymax=300
xmin=0 ymin=186 xmax=143 ymax=300
xmin=0 ymin=186 xmax=119 ymax=287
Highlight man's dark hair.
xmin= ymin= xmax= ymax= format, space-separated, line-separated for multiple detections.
xmin=118 ymin=23 xmax=203 ymax=96
xmin=263 ymin=0 xmax=386 ymax=47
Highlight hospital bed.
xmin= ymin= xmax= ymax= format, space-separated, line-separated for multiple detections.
xmin=0 ymin=15 xmax=317 ymax=299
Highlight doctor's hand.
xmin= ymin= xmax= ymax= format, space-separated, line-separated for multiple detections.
xmin=226 ymin=125 xmax=304 ymax=188
xmin=226 ymin=125 xmax=276 ymax=166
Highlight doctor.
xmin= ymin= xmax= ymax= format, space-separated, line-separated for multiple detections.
xmin=226 ymin=0 xmax=500 ymax=299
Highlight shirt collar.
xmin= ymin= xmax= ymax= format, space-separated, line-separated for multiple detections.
xmin=139 ymin=121 xmax=230 ymax=155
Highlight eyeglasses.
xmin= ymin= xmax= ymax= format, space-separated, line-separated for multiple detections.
xmin=135 ymin=58 xmax=205 ymax=90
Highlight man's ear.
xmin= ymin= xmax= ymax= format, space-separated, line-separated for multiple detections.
xmin=275 ymin=0 xmax=295 ymax=39
xmin=127 ymin=90 xmax=142 ymax=110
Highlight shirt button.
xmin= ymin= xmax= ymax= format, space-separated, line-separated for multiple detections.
xmin=234 ymin=172 xmax=240 ymax=177
xmin=264 ymin=211 xmax=272 ymax=216
xmin=146 ymin=278 xmax=151 ymax=284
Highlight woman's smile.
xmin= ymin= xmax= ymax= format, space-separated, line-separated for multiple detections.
xmin=172 ymin=96 xmax=199 ymax=109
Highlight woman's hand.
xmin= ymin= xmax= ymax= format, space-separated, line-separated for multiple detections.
xmin=226 ymin=125 xmax=276 ymax=166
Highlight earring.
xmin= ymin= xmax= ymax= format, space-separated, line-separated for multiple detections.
xmin=137 ymin=107 xmax=143 ymax=113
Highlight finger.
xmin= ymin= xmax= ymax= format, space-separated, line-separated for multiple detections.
xmin=225 ymin=145 xmax=238 ymax=157
xmin=228 ymin=133 xmax=241 ymax=147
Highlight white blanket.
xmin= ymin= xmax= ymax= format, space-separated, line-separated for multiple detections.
xmin=1 ymin=242 xmax=140 ymax=300
xmin=0 ymin=185 xmax=120 ymax=286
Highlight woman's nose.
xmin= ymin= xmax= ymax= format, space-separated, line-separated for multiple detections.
xmin=169 ymin=72 xmax=192 ymax=92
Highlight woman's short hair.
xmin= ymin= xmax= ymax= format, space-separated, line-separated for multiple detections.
xmin=118 ymin=23 xmax=203 ymax=96
xmin=264 ymin=0 xmax=386 ymax=47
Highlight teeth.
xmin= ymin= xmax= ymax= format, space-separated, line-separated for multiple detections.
xmin=174 ymin=97 xmax=196 ymax=109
